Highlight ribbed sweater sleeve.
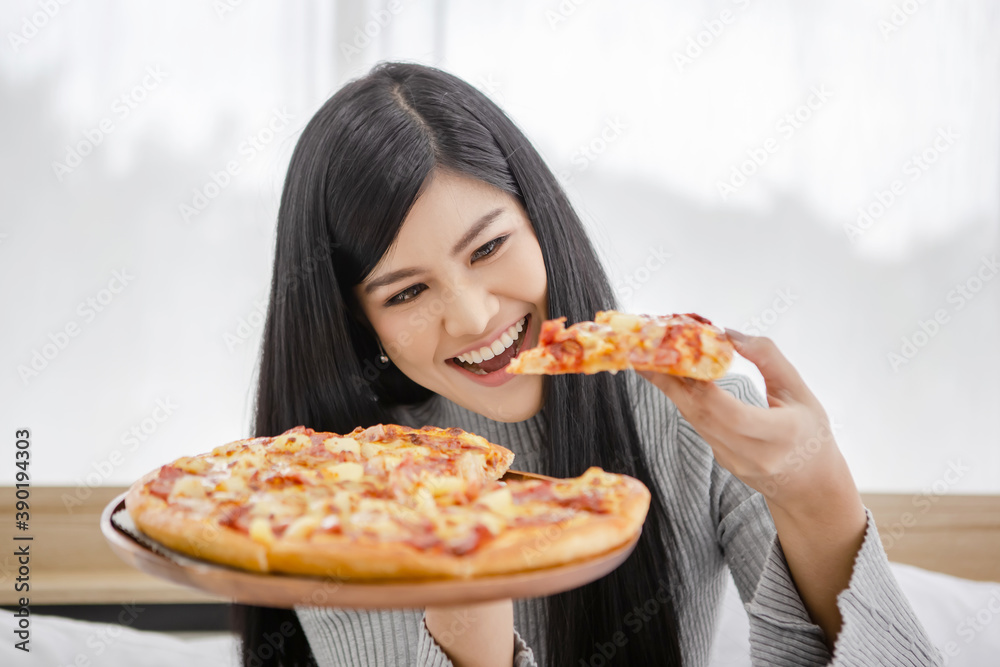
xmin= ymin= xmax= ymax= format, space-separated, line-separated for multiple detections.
xmin=706 ymin=375 xmax=943 ymax=666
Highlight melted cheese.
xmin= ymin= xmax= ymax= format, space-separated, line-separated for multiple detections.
xmin=283 ymin=515 xmax=321 ymax=540
xmin=457 ymin=451 xmax=487 ymax=482
xmin=168 ymin=475 xmax=207 ymax=501
xmin=215 ymin=474 xmax=248 ymax=494
xmin=360 ymin=442 xmax=386 ymax=459
xmin=323 ymin=436 xmax=360 ymax=456
xmin=174 ymin=456 xmax=212 ymax=474
xmin=422 ymin=475 xmax=467 ymax=497
xmin=366 ymin=454 xmax=404 ymax=474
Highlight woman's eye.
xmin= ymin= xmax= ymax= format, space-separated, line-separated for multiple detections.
xmin=386 ymin=284 xmax=427 ymax=306
xmin=471 ymin=235 xmax=510 ymax=262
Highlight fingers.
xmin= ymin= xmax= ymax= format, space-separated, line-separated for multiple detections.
xmin=637 ymin=370 xmax=775 ymax=442
xmin=724 ymin=330 xmax=813 ymax=406
xmin=637 ymin=371 xmax=764 ymax=474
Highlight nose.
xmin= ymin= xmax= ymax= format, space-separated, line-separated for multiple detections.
xmin=441 ymin=280 xmax=500 ymax=340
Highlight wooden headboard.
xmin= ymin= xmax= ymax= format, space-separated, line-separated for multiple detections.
xmin=1 ymin=487 xmax=997 ymax=605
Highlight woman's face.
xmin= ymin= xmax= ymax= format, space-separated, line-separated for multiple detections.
xmin=354 ymin=169 xmax=549 ymax=422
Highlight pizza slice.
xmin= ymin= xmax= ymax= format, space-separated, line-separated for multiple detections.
xmin=507 ymin=310 xmax=734 ymax=380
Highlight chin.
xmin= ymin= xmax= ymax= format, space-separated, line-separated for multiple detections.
xmin=462 ymin=377 xmax=545 ymax=423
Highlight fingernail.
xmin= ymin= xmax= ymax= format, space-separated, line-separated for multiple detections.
xmin=724 ymin=329 xmax=746 ymax=346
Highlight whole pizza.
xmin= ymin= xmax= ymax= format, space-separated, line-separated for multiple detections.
xmin=126 ymin=424 xmax=650 ymax=579
xmin=507 ymin=310 xmax=734 ymax=380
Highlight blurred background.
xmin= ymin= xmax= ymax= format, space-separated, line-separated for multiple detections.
xmin=1 ymin=0 xmax=997 ymax=493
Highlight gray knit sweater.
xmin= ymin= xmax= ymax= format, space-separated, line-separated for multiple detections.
xmin=296 ymin=374 xmax=942 ymax=666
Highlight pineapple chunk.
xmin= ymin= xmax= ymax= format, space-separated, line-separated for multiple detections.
xmin=321 ymin=462 xmax=364 ymax=482
xmin=270 ymin=433 xmax=309 ymax=453
xmin=477 ymin=487 xmax=514 ymax=514
xmin=249 ymin=517 xmax=275 ymax=545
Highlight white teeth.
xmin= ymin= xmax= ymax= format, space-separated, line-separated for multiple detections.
xmin=454 ymin=316 xmax=527 ymax=367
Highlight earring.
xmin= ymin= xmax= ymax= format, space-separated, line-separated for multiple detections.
xmin=377 ymin=340 xmax=389 ymax=365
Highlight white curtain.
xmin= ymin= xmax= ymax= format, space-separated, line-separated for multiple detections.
xmin=1 ymin=0 xmax=997 ymax=492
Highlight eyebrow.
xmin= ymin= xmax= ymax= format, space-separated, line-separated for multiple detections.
xmin=362 ymin=207 xmax=506 ymax=295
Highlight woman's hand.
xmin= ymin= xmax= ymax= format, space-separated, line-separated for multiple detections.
xmin=638 ymin=330 xmax=851 ymax=515
xmin=424 ymin=599 xmax=514 ymax=667
xmin=639 ymin=329 xmax=868 ymax=647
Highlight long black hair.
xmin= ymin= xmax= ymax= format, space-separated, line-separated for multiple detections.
xmin=235 ymin=62 xmax=684 ymax=667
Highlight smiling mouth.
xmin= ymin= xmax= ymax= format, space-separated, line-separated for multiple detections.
xmin=451 ymin=315 xmax=530 ymax=376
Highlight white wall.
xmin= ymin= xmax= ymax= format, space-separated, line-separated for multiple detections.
xmin=1 ymin=0 xmax=998 ymax=493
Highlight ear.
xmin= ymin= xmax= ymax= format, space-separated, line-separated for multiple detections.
xmin=345 ymin=291 xmax=377 ymax=337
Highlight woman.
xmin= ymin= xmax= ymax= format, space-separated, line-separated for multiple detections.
xmin=235 ymin=62 xmax=940 ymax=666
